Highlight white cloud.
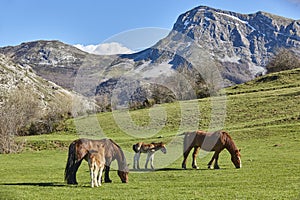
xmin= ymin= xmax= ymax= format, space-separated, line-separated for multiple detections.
xmin=74 ymin=42 xmax=134 ymax=55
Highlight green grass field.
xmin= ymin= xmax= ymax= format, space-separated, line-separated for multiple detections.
xmin=0 ymin=69 xmax=300 ymax=199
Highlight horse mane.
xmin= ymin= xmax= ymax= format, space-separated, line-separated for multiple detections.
xmin=108 ymin=138 xmax=121 ymax=149
xmin=103 ymin=138 xmax=123 ymax=155
xmin=108 ymin=139 xmax=128 ymax=171
xmin=221 ymin=131 xmax=238 ymax=153
xmin=108 ymin=139 xmax=123 ymax=155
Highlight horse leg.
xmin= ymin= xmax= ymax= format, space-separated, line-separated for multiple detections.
xmin=207 ymin=151 xmax=220 ymax=169
xmin=133 ymin=153 xmax=137 ymax=169
xmin=98 ymin=165 xmax=104 ymax=186
xmin=104 ymin=165 xmax=112 ymax=183
xmin=90 ymin=170 xmax=94 ymax=188
xmin=207 ymin=152 xmax=216 ymax=169
xmin=134 ymin=152 xmax=141 ymax=169
xmin=192 ymin=147 xmax=200 ymax=169
xmin=145 ymin=152 xmax=151 ymax=169
xmin=104 ymin=159 xmax=113 ymax=183
xmin=182 ymin=145 xmax=193 ymax=169
xmin=149 ymin=152 xmax=155 ymax=169
xmin=71 ymin=159 xmax=82 ymax=184
xmin=89 ymin=162 xmax=94 ymax=188
xmin=94 ymin=165 xmax=99 ymax=187
xmin=213 ymin=151 xmax=220 ymax=169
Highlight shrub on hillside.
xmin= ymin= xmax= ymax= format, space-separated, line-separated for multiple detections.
xmin=0 ymin=85 xmax=74 ymax=153
xmin=0 ymin=86 xmax=39 ymax=153
xmin=266 ymin=48 xmax=300 ymax=73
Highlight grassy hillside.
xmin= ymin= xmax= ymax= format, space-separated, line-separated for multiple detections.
xmin=0 ymin=68 xmax=299 ymax=199
xmin=23 ymin=68 xmax=300 ymax=146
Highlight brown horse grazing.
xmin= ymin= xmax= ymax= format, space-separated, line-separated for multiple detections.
xmin=132 ymin=142 xmax=167 ymax=169
xmin=65 ymin=138 xmax=129 ymax=185
xmin=181 ymin=130 xmax=241 ymax=170
xmin=86 ymin=149 xmax=105 ymax=187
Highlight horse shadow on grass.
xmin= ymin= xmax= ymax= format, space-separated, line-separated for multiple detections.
xmin=155 ymin=167 xmax=228 ymax=171
xmin=1 ymin=182 xmax=106 ymax=188
xmin=130 ymin=167 xmax=225 ymax=172
xmin=1 ymin=182 xmax=66 ymax=187
xmin=130 ymin=168 xmax=187 ymax=172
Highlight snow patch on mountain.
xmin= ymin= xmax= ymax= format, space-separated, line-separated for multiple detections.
xmin=134 ymin=61 xmax=174 ymax=79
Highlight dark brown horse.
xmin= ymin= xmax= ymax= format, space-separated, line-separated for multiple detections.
xmin=181 ymin=130 xmax=241 ymax=169
xmin=65 ymin=138 xmax=129 ymax=184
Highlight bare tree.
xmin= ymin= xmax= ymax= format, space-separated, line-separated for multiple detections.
xmin=0 ymin=85 xmax=39 ymax=153
xmin=266 ymin=48 xmax=300 ymax=73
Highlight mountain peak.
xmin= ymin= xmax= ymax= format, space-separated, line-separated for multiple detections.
xmin=0 ymin=6 xmax=300 ymax=101
xmin=171 ymin=5 xmax=299 ymax=79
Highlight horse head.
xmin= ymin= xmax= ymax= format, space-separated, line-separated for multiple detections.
xmin=118 ymin=166 xmax=129 ymax=183
xmin=160 ymin=143 xmax=167 ymax=154
xmin=231 ymin=149 xmax=242 ymax=168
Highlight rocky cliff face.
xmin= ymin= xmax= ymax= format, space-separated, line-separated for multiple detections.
xmin=0 ymin=53 xmax=64 ymax=103
xmin=1 ymin=6 xmax=299 ymax=105
xmin=0 ymin=53 xmax=96 ymax=116
xmin=0 ymin=40 xmax=90 ymax=91
xmin=165 ymin=6 xmax=300 ymax=82
xmin=93 ymin=6 xmax=300 ymax=101
xmin=0 ymin=40 xmax=118 ymax=96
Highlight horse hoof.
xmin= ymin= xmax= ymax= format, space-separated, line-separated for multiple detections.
xmin=192 ymin=166 xmax=199 ymax=170
xmin=67 ymin=182 xmax=78 ymax=185
xmin=105 ymin=179 xmax=112 ymax=183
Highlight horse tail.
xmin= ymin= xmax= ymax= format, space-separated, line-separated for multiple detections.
xmin=132 ymin=143 xmax=140 ymax=153
xmin=183 ymin=132 xmax=195 ymax=153
xmin=183 ymin=132 xmax=189 ymax=153
xmin=64 ymin=141 xmax=77 ymax=184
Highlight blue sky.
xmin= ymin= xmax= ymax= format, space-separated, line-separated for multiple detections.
xmin=0 ymin=0 xmax=299 ymax=48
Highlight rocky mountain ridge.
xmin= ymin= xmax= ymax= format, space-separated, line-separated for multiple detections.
xmin=168 ymin=6 xmax=300 ymax=81
xmin=0 ymin=6 xmax=299 ymax=107
xmin=0 ymin=53 xmax=96 ymax=117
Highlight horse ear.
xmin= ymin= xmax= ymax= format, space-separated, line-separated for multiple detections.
xmin=239 ymin=149 xmax=241 ymax=152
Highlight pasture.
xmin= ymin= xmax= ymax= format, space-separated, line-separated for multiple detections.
xmin=0 ymin=69 xmax=300 ymax=199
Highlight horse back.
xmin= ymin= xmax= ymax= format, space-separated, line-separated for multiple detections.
xmin=74 ymin=138 xmax=109 ymax=160
xmin=183 ymin=130 xmax=226 ymax=152
xmin=133 ymin=142 xmax=160 ymax=153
